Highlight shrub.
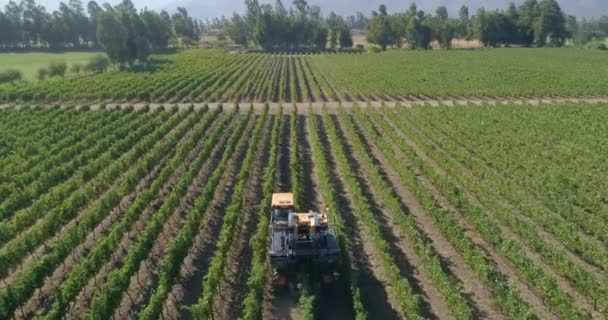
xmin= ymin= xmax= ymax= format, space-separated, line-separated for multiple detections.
xmin=37 ymin=68 xmax=49 ymax=81
xmin=70 ymin=64 xmax=82 ymax=74
xmin=0 ymin=69 xmax=22 ymax=84
xmin=585 ymin=40 xmax=607 ymax=50
xmin=85 ymin=54 xmax=109 ymax=73
xmin=48 ymin=61 xmax=67 ymax=78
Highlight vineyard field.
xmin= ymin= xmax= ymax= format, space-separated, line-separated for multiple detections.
xmin=1 ymin=49 xmax=608 ymax=104
xmin=0 ymin=102 xmax=606 ymax=320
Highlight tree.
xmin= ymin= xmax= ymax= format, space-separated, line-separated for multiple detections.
xmin=436 ymin=20 xmax=456 ymax=49
xmin=366 ymin=4 xmax=393 ymax=51
xmin=339 ymin=27 xmax=353 ymax=48
xmin=224 ymin=13 xmax=249 ymax=46
xmin=327 ymin=12 xmax=339 ymax=49
xmin=314 ymin=27 xmax=327 ymax=49
xmin=458 ymin=5 xmax=470 ymax=38
xmin=534 ymin=0 xmax=567 ymax=46
xmin=435 ymin=6 xmax=448 ymax=21
xmin=517 ymin=0 xmax=540 ymax=46
xmin=96 ymin=11 xmax=128 ymax=65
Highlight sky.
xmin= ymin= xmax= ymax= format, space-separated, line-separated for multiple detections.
xmin=1 ymin=0 xmax=606 ymax=19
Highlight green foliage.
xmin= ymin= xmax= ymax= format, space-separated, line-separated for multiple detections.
xmin=84 ymin=54 xmax=109 ymax=73
xmin=0 ymin=69 xmax=22 ymax=84
xmin=36 ymin=68 xmax=47 ymax=83
xmin=48 ymin=61 xmax=67 ymax=78
xmin=366 ymin=5 xmax=393 ymax=51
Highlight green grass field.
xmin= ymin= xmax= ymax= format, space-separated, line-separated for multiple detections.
xmin=0 ymin=52 xmax=102 ymax=80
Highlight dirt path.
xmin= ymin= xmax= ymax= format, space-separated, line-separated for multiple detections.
xmin=3 ymin=94 xmax=608 ymax=113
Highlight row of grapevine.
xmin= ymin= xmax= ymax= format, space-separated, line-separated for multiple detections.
xmin=38 ymin=106 xmax=225 ymax=319
xmin=319 ymin=106 xmax=424 ymax=319
xmin=136 ymin=106 xmax=253 ymax=320
xmin=240 ymin=106 xmax=282 ymax=320
xmin=391 ymin=105 xmax=608 ymax=315
xmin=0 ymin=51 xmax=334 ymax=104
xmin=0 ymin=107 xmax=198 ymax=319
xmin=0 ymin=108 xmax=141 ymax=220
xmin=377 ymin=106 xmax=592 ymax=318
xmin=0 ymin=109 xmax=183 ymax=279
xmin=341 ymin=105 xmax=475 ymax=319
xmin=410 ymin=105 xmax=608 ymax=246
xmin=187 ymin=107 xmax=268 ymax=318
xmin=85 ymin=107 xmax=252 ymax=319
xmin=307 ymin=106 xmax=366 ymax=319
xmin=356 ymin=105 xmax=537 ymax=318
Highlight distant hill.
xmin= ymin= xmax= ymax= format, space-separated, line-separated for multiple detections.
xmin=167 ymin=0 xmax=608 ymax=19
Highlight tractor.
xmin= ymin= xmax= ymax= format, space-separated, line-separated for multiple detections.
xmin=268 ymin=193 xmax=341 ymax=292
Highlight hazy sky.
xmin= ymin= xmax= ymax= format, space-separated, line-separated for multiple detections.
xmin=1 ymin=0 xmax=606 ymax=19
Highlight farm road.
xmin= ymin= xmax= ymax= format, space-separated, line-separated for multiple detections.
xmin=2 ymin=95 xmax=608 ymax=113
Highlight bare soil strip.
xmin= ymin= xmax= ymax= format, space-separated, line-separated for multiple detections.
xmin=5 ymin=95 xmax=608 ymax=113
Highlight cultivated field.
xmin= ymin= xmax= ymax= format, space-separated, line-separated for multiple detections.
xmin=1 ymin=49 xmax=608 ymax=103
xmin=0 ymin=102 xmax=607 ymax=320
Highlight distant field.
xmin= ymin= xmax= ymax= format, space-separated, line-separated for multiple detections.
xmin=0 ymin=48 xmax=607 ymax=102
xmin=312 ymin=48 xmax=608 ymax=97
xmin=0 ymin=52 xmax=102 ymax=80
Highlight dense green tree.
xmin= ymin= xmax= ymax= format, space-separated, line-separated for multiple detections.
xmin=314 ymin=27 xmax=328 ymax=49
xmin=517 ymin=0 xmax=540 ymax=45
xmin=96 ymin=11 xmax=128 ymax=65
xmin=366 ymin=4 xmax=393 ymax=51
xmin=224 ymin=13 xmax=249 ymax=46
xmin=534 ymin=0 xmax=567 ymax=46
xmin=458 ymin=5 xmax=470 ymax=38
xmin=435 ymin=6 xmax=448 ymax=21
xmin=339 ymin=27 xmax=353 ymax=48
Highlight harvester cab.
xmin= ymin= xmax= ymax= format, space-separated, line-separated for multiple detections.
xmin=269 ymin=193 xmax=341 ymax=291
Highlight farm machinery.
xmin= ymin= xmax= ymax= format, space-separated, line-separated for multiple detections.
xmin=269 ymin=193 xmax=341 ymax=291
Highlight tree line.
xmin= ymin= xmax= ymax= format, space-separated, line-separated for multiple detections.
xmin=0 ymin=0 xmax=205 ymax=65
xmin=223 ymin=0 xmax=357 ymax=51
xmin=366 ymin=0 xmax=580 ymax=50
